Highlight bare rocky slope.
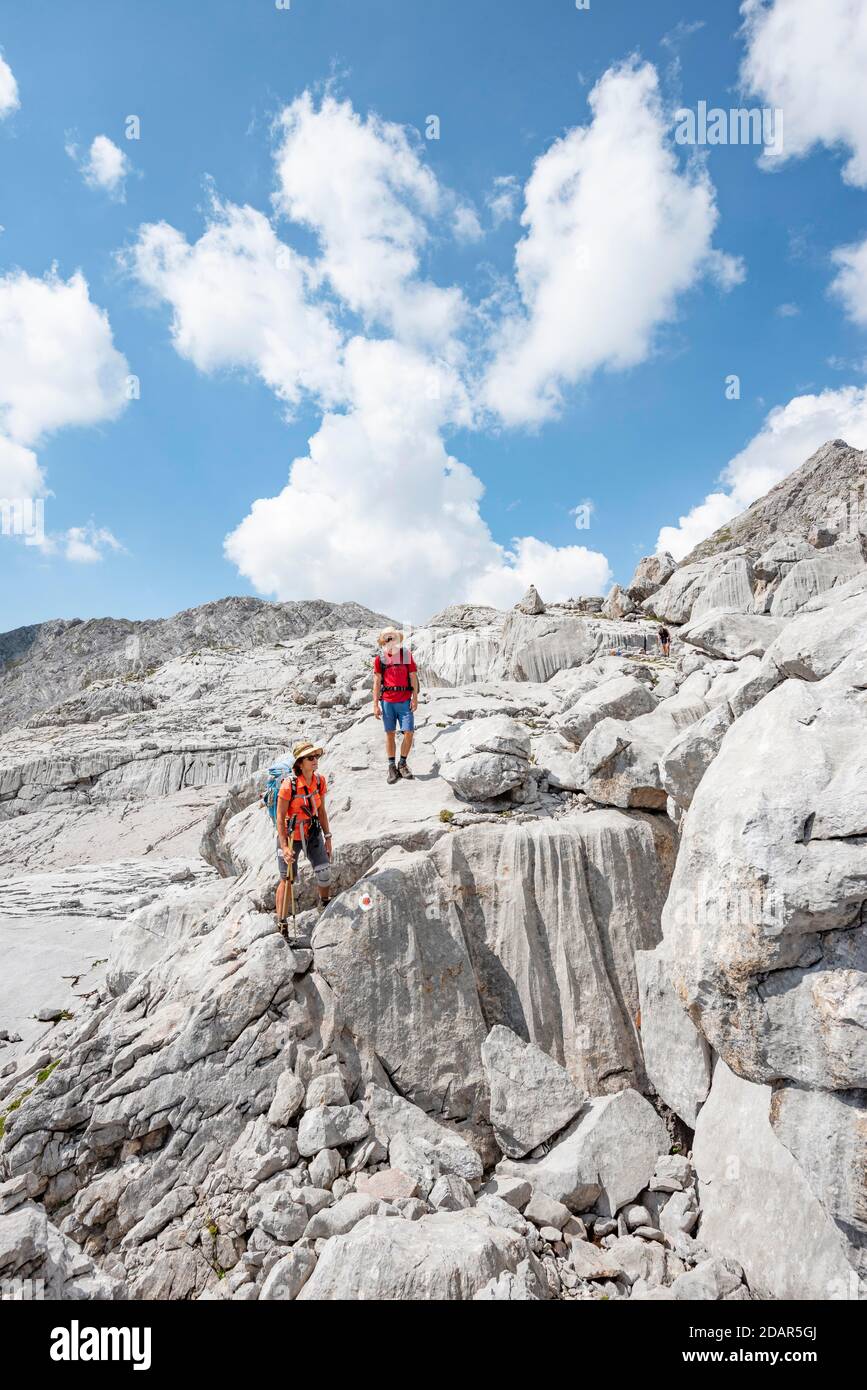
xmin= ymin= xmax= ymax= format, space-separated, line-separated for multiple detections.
xmin=0 ymin=439 xmax=863 ymax=1303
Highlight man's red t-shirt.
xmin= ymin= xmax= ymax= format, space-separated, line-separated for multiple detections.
xmin=374 ymin=649 xmax=417 ymax=703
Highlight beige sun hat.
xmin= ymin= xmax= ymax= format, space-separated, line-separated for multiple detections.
xmin=292 ymin=740 xmax=324 ymax=764
xmin=377 ymin=626 xmax=404 ymax=645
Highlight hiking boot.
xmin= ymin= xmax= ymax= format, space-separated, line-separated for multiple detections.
xmin=387 ymin=763 xmax=399 ymax=784
xmin=398 ymin=761 xmax=414 ymax=779
xmin=285 ymin=934 xmax=312 ymax=950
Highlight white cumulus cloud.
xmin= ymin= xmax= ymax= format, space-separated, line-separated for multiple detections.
xmin=62 ymin=524 xmax=125 ymax=563
xmin=0 ymin=436 xmax=42 ymax=500
xmin=740 ymin=0 xmax=867 ymax=187
xmin=482 ymin=60 xmax=744 ymax=426
xmin=453 ymin=202 xmax=484 ymax=244
xmin=740 ymin=4 xmax=867 ymax=337
xmin=68 ymin=134 xmax=132 ymax=199
xmin=0 ymin=50 xmax=19 ymax=119
xmin=273 ymin=93 xmax=466 ymax=349
xmin=486 ymin=175 xmax=520 ymax=227
xmin=467 ymin=536 xmax=612 ymax=609
xmin=128 ymin=199 xmax=345 ymax=415
xmin=657 ymin=385 xmax=867 ymax=559
xmin=224 ymin=336 xmax=511 ymax=619
xmin=0 ymin=268 xmax=129 ymax=563
xmin=0 ymin=268 xmax=129 ymax=445
xmin=830 ymin=237 xmax=867 ymax=327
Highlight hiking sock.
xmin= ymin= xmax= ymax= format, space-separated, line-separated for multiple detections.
xmin=399 ymin=755 xmax=408 ymax=765
xmin=388 ymin=756 xmax=396 ymax=767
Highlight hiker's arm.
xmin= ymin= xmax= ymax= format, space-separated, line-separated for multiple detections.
xmin=277 ymin=795 xmax=290 ymax=857
xmin=372 ymin=666 xmax=382 ymax=714
xmin=319 ymin=796 xmax=332 ymax=856
xmin=410 ymin=669 xmax=419 ymax=710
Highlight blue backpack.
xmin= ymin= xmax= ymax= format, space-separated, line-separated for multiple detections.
xmin=263 ymin=755 xmax=296 ymax=827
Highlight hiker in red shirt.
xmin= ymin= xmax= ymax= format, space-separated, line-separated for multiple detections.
xmin=275 ymin=740 xmax=333 ymax=942
xmin=372 ymin=627 xmax=419 ymax=784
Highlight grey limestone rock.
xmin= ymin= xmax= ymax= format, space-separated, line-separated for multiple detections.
xmin=481 ymin=1025 xmax=585 ymax=1159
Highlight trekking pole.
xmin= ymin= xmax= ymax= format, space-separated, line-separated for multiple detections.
xmin=287 ymin=813 xmax=298 ymax=934
xmin=299 ymin=816 xmax=309 ymax=917
xmin=289 ymin=860 xmax=297 ymax=935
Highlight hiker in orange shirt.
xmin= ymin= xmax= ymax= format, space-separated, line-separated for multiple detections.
xmin=275 ymin=740 xmax=333 ymax=943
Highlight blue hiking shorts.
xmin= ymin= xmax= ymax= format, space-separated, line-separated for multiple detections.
xmin=381 ymin=699 xmax=414 ymax=733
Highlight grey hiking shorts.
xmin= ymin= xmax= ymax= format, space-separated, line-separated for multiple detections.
xmin=277 ymin=824 xmax=331 ymax=884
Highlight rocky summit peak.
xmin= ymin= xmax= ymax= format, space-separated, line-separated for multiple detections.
xmin=683 ymin=438 xmax=866 ymax=564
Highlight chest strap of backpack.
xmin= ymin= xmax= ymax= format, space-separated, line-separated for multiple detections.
xmin=292 ymin=774 xmax=321 ymax=830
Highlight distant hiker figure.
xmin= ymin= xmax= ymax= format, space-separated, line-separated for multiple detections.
xmin=275 ymin=741 xmax=333 ymax=945
xmin=373 ymin=627 xmax=419 ymax=783
xmin=657 ymin=625 xmax=671 ymax=658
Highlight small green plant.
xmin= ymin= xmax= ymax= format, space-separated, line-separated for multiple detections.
xmin=0 ymin=1086 xmax=34 ymax=1135
xmin=435 ymin=721 xmax=448 ymax=728
xmin=201 ymin=1215 xmax=227 ymax=1280
xmin=0 ymin=1059 xmax=64 ymax=1137
xmin=439 ymin=809 xmax=454 ymax=823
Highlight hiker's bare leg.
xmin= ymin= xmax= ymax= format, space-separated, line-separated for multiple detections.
xmin=385 ymin=729 xmax=397 ymax=758
xmin=314 ymin=847 xmax=332 ymax=907
xmin=400 ymin=728 xmax=414 ymax=759
xmin=276 ymin=840 xmax=297 ymax=923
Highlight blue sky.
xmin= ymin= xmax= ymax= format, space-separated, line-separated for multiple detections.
xmin=1 ymin=0 xmax=867 ymax=629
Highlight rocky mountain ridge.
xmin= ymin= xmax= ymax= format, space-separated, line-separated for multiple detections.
xmin=0 ymin=438 xmax=864 ymax=1303
xmin=0 ymin=596 xmax=396 ymax=735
